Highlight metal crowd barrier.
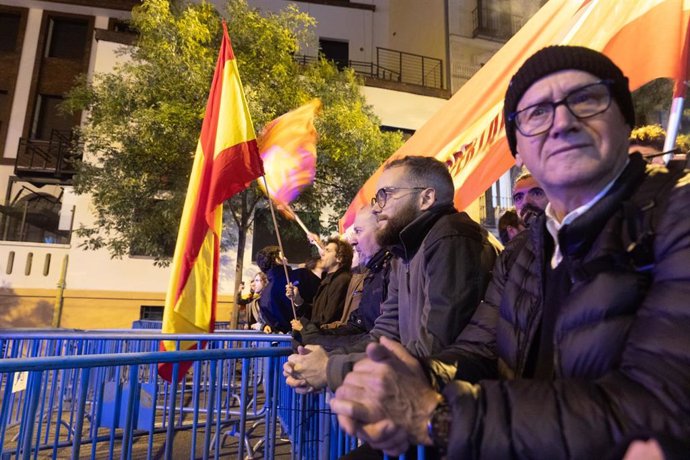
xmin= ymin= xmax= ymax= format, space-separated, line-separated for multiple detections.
xmin=131 ymin=320 xmax=233 ymax=330
xmin=0 ymin=330 xmax=371 ymax=459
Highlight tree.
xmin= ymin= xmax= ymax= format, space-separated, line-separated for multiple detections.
xmin=632 ymin=78 xmax=673 ymax=126
xmin=65 ymin=0 xmax=402 ymax=310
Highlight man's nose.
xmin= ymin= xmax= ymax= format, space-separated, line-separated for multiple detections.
xmin=550 ymin=103 xmax=578 ymax=135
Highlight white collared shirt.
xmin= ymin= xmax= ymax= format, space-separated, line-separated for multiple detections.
xmin=544 ymin=162 xmax=628 ymax=268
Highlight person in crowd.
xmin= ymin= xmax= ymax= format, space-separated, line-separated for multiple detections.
xmin=235 ymin=279 xmax=252 ymax=329
xmin=287 ymin=237 xmax=353 ymax=328
xmin=300 ymin=206 xmax=392 ymax=351
xmin=283 ymin=156 xmax=499 ymax=399
xmin=512 ymin=168 xmax=548 ymax=227
xmin=329 ymin=46 xmax=690 ymax=459
xmin=235 ymin=272 xmax=269 ymax=331
xmin=256 ymin=246 xmax=315 ymax=333
xmin=292 ymin=255 xmax=322 ymax=318
xmin=302 ymin=255 xmax=324 ymax=278
xmin=497 ymin=208 xmax=523 ymax=244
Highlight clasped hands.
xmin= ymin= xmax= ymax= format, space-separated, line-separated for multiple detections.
xmin=283 ymin=344 xmax=329 ymax=394
xmin=328 ymin=337 xmax=441 ymax=456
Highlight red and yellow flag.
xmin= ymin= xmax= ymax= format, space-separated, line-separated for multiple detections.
xmin=258 ymin=99 xmax=320 ymax=211
xmin=341 ymin=0 xmax=690 ymax=229
xmin=159 ymin=22 xmax=263 ymax=382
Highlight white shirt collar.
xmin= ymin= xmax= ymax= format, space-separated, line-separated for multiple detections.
xmin=544 ymin=161 xmax=628 ymax=268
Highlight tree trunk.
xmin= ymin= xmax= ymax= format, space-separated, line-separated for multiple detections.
xmin=230 ymin=223 xmax=247 ymax=329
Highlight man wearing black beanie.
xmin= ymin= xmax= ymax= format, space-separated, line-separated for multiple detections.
xmin=329 ymin=45 xmax=690 ymax=460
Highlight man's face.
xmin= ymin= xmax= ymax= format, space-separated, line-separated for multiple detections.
xmin=514 ymin=70 xmax=630 ymax=203
xmin=351 ymin=209 xmax=380 ymax=264
xmin=512 ymin=176 xmax=548 ymax=225
xmin=251 ymin=274 xmax=265 ymax=293
xmin=320 ymin=242 xmax=340 ymax=273
xmin=372 ymin=166 xmax=423 ymax=247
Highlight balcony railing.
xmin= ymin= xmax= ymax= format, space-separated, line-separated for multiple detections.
xmin=453 ymin=62 xmax=482 ymax=81
xmin=376 ymin=47 xmax=443 ymax=89
xmin=294 ymin=47 xmax=444 ymax=90
xmin=15 ymin=129 xmax=81 ymax=182
xmin=472 ymin=6 xmax=524 ymax=42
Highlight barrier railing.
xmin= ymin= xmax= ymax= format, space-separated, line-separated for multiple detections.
xmin=0 ymin=330 xmax=365 ymax=459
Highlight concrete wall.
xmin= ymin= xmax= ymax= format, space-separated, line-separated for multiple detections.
xmin=0 ymin=286 xmax=234 ymax=329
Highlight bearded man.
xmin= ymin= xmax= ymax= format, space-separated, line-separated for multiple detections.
xmin=283 ymin=156 xmax=499 ymax=399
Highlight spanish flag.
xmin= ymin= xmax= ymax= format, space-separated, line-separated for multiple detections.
xmin=258 ymin=99 xmax=321 ymax=210
xmin=159 ymin=22 xmax=263 ymax=382
xmin=341 ymin=0 xmax=690 ymax=229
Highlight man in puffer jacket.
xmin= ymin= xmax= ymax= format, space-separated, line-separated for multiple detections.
xmin=329 ymin=46 xmax=690 ymax=459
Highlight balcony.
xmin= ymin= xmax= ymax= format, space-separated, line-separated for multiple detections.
xmin=295 ymin=47 xmax=444 ymax=91
xmin=15 ymin=130 xmax=81 ymax=183
xmin=472 ymin=6 xmax=524 ymax=42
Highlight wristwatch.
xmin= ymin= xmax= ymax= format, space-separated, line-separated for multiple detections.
xmin=427 ymin=395 xmax=452 ymax=456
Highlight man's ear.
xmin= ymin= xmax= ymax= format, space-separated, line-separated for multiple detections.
xmin=419 ymin=188 xmax=436 ymax=211
xmin=515 ymin=153 xmax=524 ymax=168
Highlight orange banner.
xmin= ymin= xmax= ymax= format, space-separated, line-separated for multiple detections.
xmin=341 ymin=0 xmax=690 ymax=230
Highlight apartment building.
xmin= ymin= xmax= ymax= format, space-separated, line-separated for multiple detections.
xmin=0 ymin=0 xmax=541 ymax=329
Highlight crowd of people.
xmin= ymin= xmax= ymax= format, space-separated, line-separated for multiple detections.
xmin=235 ymin=45 xmax=690 ymax=459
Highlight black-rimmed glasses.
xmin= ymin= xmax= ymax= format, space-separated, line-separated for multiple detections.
xmin=509 ymin=80 xmax=613 ymax=137
xmin=371 ymin=187 xmax=427 ymax=209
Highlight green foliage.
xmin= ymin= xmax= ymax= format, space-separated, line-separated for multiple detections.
xmin=632 ymin=78 xmax=673 ymax=126
xmin=67 ymin=0 xmax=402 ymax=266
xmin=630 ymin=124 xmax=666 ymax=143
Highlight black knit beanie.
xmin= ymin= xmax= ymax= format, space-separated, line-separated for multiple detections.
xmin=503 ymin=45 xmax=635 ymax=157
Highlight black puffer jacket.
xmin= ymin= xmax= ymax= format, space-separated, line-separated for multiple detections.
xmin=426 ymin=155 xmax=690 ymax=458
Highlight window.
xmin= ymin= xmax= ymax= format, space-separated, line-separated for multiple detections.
xmin=140 ymin=306 xmax=164 ymax=321
xmin=31 ymin=95 xmax=73 ymax=140
xmin=45 ymin=17 xmax=88 ymax=60
xmin=0 ymin=12 xmax=21 ymax=53
xmin=1 ymin=188 xmax=71 ymax=244
xmin=319 ymin=38 xmax=349 ymax=70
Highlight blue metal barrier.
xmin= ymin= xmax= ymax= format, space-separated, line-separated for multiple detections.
xmin=0 ymin=330 xmax=408 ymax=459
xmin=132 ymin=320 xmax=233 ymax=330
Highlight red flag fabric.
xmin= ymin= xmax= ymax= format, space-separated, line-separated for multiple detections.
xmin=341 ymin=0 xmax=690 ymax=230
xmin=158 ymin=22 xmax=263 ymax=382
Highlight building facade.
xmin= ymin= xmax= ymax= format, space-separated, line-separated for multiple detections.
xmin=0 ymin=0 xmax=542 ymax=329
xmin=0 ymin=0 xmax=450 ymax=329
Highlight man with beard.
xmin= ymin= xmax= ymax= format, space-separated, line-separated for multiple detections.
xmin=295 ymin=206 xmax=392 ymax=351
xmin=283 ymin=156 xmax=499 ymax=398
xmin=512 ymin=169 xmax=548 ymax=227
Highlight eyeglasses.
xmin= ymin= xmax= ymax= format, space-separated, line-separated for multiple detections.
xmin=512 ymin=187 xmax=546 ymax=205
xmin=509 ymin=80 xmax=613 ymax=137
xmin=371 ymin=187 xmax=427 ymax=209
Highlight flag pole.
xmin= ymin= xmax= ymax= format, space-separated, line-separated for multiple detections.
xmin=663 ymin=97 xmax=684 ymax=164
xmin=261 ymin=175 xmax=298 ymax=320
xmin=280 ymin=202 xmax=325 ymax=251
xmin=663 ymin=13 xmax=690 ymax=163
